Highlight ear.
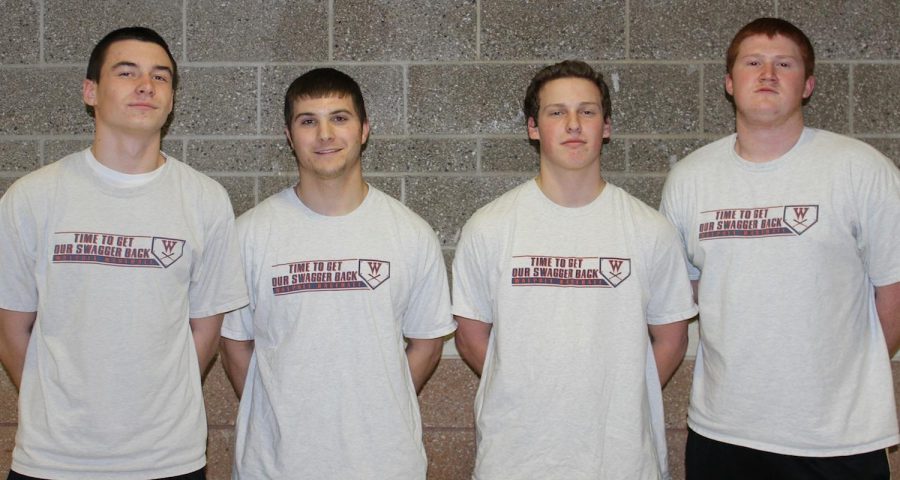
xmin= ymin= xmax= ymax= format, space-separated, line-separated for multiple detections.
xmin=83 ymin=79 xmax=98 ymax=107
xmin=602 ymin=117 xmax=612 ymax=140
xmin=284 ymin=127 xmax=295 ymax=151
xmin=724 ymin=73 xmax=734 ymax=97
xmin=802 ymin=75 xmax=816 ymax=99
xmin=527 ymin=117 xmax=540 ymax=141
xmin=360 ymin=120 xmax=370 ymax=145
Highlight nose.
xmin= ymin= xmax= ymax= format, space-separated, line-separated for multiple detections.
xmin=318 ymin=121 xmax=334 ymax=141
xmin=566 ymin=113 xmax=581 ymax=133
xmin=136 ymin=74 xmax=155 ymax=96
xmin=760 ymin=62 xmax=776 ymax=81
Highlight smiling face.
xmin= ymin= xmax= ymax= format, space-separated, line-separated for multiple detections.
xmin=726 ymin=33 xmax=815 ymax=128
xmin=527 ymin=77 xmax=611 ymax=176
xmin=82 ymin=39 xmax=175 ymax=137
xmin=285 ymin=94 xmax=370 ymax=182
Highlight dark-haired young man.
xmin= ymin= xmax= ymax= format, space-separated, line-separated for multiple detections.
xmin=219 ymin=68 xmax=454 ymax=479
xmin=453 ymin=60 xmax=697 ymax=479
xmin=661 ymin=17 xmax=900 ymax=479
xmin=0 ymin=27 xmax=248 ymax=479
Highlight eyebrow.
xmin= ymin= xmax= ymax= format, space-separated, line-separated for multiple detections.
xmin=543 ymin=102 xmax=602 ymax=109
xmin=110 ymin=61 xmax=174 ymax=76
xmin=293 ymin=108 xmax=355 ymax=119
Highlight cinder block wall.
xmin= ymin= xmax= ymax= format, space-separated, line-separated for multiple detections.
xmin=1 ymin=1 xmax=898 ymax=479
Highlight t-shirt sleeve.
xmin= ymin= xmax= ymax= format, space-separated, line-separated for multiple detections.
xmin=220 ymin=211 xmax=256 ymax=341
xmin=645 ymin=220 xmax=698 ymax=325
xmin=660 ymin=170 xmax=701 ymax=281
xmin=856 ymin=152 xmax=900 ymax=286
xmin=188 ymin=184 xmax=249 ymax=319
xmin=451 ymin=217 xmax=495 ymax=324
xmin=0 ymin=182 xmax=39 ymax=312
xmin=401 ymin=226 xmax=455 ymax=339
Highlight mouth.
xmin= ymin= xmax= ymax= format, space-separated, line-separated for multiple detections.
xmin=561 ymin=139 xmax=587 ymax=147
xmin=128 ymin=103 xmax=157 ymax=110
xmin=754 ymin=87 xmax=778 ymax=94
xmin=315 ymin=147 xmax=343 ymax=155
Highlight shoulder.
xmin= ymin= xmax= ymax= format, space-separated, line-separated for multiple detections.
xmin=2 ymin=151 xmax=83 ymax=204
xmin=462 ymin=180 xmax=531 ymax=236
xmin=805 ymin=129 xmax=895 ymax=170
xmin=166 ymin=156 xmax=232 ymax=200
xmin=667 ymin=134 xmax=736 ymax=179
xmin=607 ymin=184 xmax=674 ymax=234
xmin=368 ymin=186 xmax=435 ymax=234
xmin=235 ymin=188 xmax=293 ymax=233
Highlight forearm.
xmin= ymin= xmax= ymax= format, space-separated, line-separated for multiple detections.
xmin=0 ymin=309 xmax=37 ymax=390
xmin=875 ymin=282 xmax=900 ymax=358
xmin=190 ymin=314 xmax=224 ymax=379
xmin=649 ymin=321 xmax=689 ymax=388
xmin=454 ymin=316 xmax=491 ymax=377
xmin=220 ymin=338 xmax=254 ymax=399
xmin=406 ymin=337 xmax=443 ymax=394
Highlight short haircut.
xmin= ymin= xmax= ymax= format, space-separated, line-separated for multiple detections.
xmin=523 ymin=60 xmax=612 ymax=126
xmin=86 ymin=26 xmax=178 ymax=90
xmin=726 ymin=17 xmax=815 ymax=78
xmin=283 ymin=68 xmax=368 ymax=127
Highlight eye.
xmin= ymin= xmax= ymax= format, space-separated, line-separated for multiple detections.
xmin=299 ymin=118 xmax=316 ymax=126
xmin=117 ymin=71 xmax=134 ymax=77
xmin=153 ymin=74 xmax=170 ymax=82
xmin=580 ymin=109 xmax=597 ymax=117
xmin=548 ymin=110 xmax=563 ymax=117
xmin=332 ymin=115 xmax=349 ymax=123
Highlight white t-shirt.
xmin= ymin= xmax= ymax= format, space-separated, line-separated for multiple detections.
xmin=222 ymin=186 xmax=455 ymax=479
xmin=0 ymin=149 xmax=249 ymax=479
xmin=453 ymin=180 xmax=697 ymax=480
xmin=660 ymin=128 xmax=900 ymax=456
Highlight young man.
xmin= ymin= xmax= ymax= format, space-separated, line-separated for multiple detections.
xmin=219 ymin=68 xmax=455 ymax=479
xmin=0 ymin=27 xmax=248 ymax=479
xmin=661 ymin=17 xmax=900 ymax=479
xmin=453 ymin=60 xmax=697 ymax=479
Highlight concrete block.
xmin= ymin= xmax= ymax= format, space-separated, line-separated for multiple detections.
xmin=853 ymin=65 xmax=900 ymax=134
xmin=628 ymin=138 xmax=708 ymax=172
xmin=630 ymin=0 xmax=772 ymax=60
xmin=704 ymin=63 xmax=850 ymax=135
xmin=168 ymin=67 xmax=258 ymax=136
xmin=0 ymin=68 xmax=92 ymax=135
xmin=663 ymin=360 xmax=693 ymax=430
xmin=0 ymin=0 xmax=39 ymax=64
xmin=258 ymin=174 xmax=296 ymax=201
xmin=0 ymin=370 xmax=15 ymax=423
xmin=0 ymin=426 xmax=14 ymax=477
xmin=44 ymin=139 xmax=181 ymax=166
xmin=186 ymin=139 xmax=295 ymax=174
xmin=405 ymin=176 xmax=527 ymax=246
xmin=0 ymin=142 xmax=39 ymax=172
xmin=424 ymin=428 xmax=475 ymax=480
xmin=782 ymin=0 xmax=900 ymax=60
xmin=203 ymin=359 xmax=239 ymax=428
xmin=408 ymin=64 xmax=538 ymax=135
xmin=44 ymin=0 xmax=183 ymax=63
xmin=213 ymin=176 xmax=256 ymax=216
xmin=262 ymin=65 xmax=404 ymax=136
xmin=362 ymin=138 xmax=476 ymax=173
xmin=481 ymin=138 xmax=537 ymax=172
xmin=666 ymin=428 xmax=688 ymax=480
xmin=419 ymin=359 xmax=477 ymax=429
xmin=365 ymin=176 xmax=402 ymax=202
xmin=606 ymin=174 xmax=666 ymax=208
xmin=187 ymin=0 xmax=327 ymax=62
xmin=481 ymin=0 xmax=626 ymax=60
xmin=0 ymin=177 xmax=18 ymax=199
xmin=207 ymin=427 xmax=235 ymax=480
xmin=605 ymin=64 xmax=701 ymax=135
xmin=334 ymin=0 xmax=476 ymax=61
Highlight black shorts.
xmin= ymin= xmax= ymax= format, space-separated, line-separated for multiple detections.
xmin=8 ymin=467 xmax=206 ymax=480
xmin=685 ymin=428 xmax=890 ymax=480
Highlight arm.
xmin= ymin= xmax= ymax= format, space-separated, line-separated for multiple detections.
xmin=0 ymin=308 xmax=37 ymax=390
xmin=406 ymin=337 xmax=444 ymax=394
xmin=875 ymin=281 xmax=900 ymax=358
xmin=648 ymin=320 xmax=689 ymax=388
xmin=189 ymin=313 xmax=224 ymax=379
xmin=455 ymin=316 xmax=492 ymax=377
xmin=691 ymin=279 xmax=699 ymax=304
xmin=220 ymin=337 xmax=254 ymax=399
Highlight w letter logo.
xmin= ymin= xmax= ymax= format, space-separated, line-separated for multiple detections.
xmin=599 ymin=257 xmax=631 ymax=287
xmin=783 ymin=205 xmax=818 ymax=235
xmin=359 ymin=259 xmax=390 ymax=290
xmin=151 ymin=237 xmax=185 ymax=268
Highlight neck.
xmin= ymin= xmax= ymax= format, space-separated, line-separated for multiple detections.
xmin=734 ymin=113 xmax=805 ymax=163
xmin=536 ymin=162 xmax=605 ymax=208
xmin=296 ymin=172 xmax=368 ymax=216
xmin=91 ymin=127 xmax=164 ymax=174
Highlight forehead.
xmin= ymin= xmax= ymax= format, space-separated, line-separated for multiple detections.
xmin=102 ymin=39 xmax=172 ymax=69
xmin=538 ymin=77 xmax=603 ymax=107
xmin=291 ymin=94 xmax=358 ymax=116
xmin=736 ymin=33 xmax=803 ymax=57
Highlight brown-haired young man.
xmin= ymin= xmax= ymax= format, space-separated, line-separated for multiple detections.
xmin=219 ymin=68 xmax=454 ymax=479
xmin=661 ymin=17 xmax=900 ymax=479
xmin=0 ymin=27 xmax=248 ymax=479
xmin=453 ymin=60 xmax=697 ymax=479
